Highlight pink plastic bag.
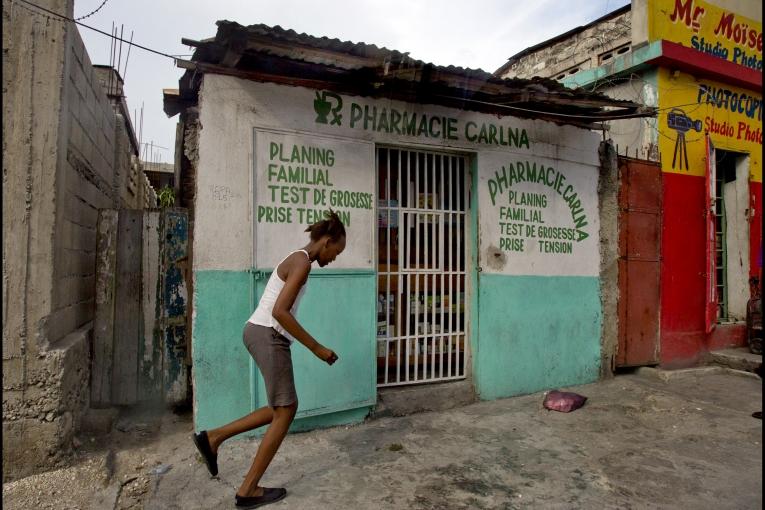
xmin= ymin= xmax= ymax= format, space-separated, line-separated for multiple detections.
xmin=543 ymin=390 xmax=587 ymax=413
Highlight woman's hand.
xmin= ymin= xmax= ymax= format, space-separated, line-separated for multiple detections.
xmin=313 ymin=345 xmax=338 ymax=365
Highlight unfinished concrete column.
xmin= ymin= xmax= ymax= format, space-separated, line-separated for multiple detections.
xmin=598 ymin=139 xmax=620 ymax=378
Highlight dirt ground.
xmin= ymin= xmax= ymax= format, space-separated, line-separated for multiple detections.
xmin=3 ymin=367 xmax=762 ymax=509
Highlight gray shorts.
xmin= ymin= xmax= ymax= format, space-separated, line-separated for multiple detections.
xmin=243 ymin=322 xmax=298 ymax=408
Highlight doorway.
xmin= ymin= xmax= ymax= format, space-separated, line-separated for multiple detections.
xmin=376 ymin=147 xmax=469 ymax=387
xmin=714 ymin=150 xmax=751 ymax=322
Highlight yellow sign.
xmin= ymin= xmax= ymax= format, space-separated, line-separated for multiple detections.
xmin=657 ymin=68 xmax=762 ymax=181
xmin=648 ymin=0 xmax=762 ymax=71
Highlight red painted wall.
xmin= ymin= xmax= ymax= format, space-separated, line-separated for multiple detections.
xmin=660 ymin=172 xmax=706 ymax=367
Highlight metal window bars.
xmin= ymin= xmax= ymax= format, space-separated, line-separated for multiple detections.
xmin=714 ymin=168 xmax=728 ymax=321
xmin=376 ymin=147 xmax=468 ymax=387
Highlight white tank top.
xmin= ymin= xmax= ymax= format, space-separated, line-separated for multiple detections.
xmin=247 ymin=250 xmax=310 ymax=342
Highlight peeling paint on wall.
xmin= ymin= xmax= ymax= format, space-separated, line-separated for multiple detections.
xmin=160 ymin=210 xmax=189 ymax=407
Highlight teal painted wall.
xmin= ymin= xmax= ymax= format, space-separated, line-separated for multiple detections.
xmin=192 ymin=269 xmax=376 ymax=435
xmin=473 ymin=274 xmax=602 ymax=400
xmin=562 ymin=40 xmax=662 ymax=89
xmin=192 ymin=270 xmax=253 ymax=432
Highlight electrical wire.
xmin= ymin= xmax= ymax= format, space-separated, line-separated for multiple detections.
xmin=15 ymin=0 xmax=722 ymax=124
xmin=575 ymin=71 xmax=752 ymax=119
xmin=8 ymin=0 xmax=186 ymax=63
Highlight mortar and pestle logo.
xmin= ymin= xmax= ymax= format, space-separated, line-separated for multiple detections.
xmin=314 ymin=91 xmax=343 ymax=126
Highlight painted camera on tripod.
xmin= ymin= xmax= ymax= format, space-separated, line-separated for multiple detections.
xmin=667 ymin=109 xmax=702 ymax=133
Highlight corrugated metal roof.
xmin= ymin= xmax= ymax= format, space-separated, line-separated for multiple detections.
xmin=214 ymin=21 xmax=489 ymax=75
xmin=168 ymin=20 xmax=655 ymax=126
xmin=198 ymin=21 xmax=613 ymax=92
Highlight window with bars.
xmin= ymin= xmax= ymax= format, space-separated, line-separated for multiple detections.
xmin=376 ymin=147 xmax=469 ymax=387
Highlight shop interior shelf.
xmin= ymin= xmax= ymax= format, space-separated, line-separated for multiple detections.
xmin=376 ymin=350 xmax=465 ymax=370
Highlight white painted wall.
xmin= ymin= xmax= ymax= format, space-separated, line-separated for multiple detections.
xmin=194 ymin=74 xmax=602 ymax=277
xmin=598 ymin=69 xmax=660 ymax=161
xmin=477 ymin=151 xmax=601 ymax=277
xmin=194 ymin=77 xmax=258 ymax=271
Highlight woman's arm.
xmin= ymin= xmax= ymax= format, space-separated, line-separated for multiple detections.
xmin=272 ymin=255 xmax=337 ymax=364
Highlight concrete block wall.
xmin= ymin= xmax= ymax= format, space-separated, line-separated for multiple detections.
xmin=92 ymin=66 xmax=150 ymax=210
xmin=2 ymin=0 xmax=144 ymax=481
xmin=49 ymin=13 xmax=118 ymax=346
xmin=498 ymin=9 xmax=632 ymax=81
xmin=141 ymin=166 xmax=158 ymax=208
xmin=114 ymin=112 xmax=135 ymax=206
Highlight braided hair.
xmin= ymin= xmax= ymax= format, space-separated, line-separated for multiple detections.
xmin=305 ymin=209 xmax=346 ymax=242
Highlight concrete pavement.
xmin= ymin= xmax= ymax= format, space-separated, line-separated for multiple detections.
xmin=3 ymin=368 xmax=762 ymax=509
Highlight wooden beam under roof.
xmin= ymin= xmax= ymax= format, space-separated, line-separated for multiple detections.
xmin=172 ymin=22 xmax=655 ymax=126
xmin=174 ymin=59 xmax=649 ymax=125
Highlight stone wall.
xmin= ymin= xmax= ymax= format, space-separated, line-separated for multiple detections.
xmin=496 ymin=5 xmax=659 ymax=163
xmin=2 ymin=0 xmax=146 ymax=481
xmin=497 ymin=8 xmax=632 ymax=81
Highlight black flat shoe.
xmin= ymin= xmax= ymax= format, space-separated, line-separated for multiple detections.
xmin=192 ymin=430 xmax=218 ymax=476
xmin=235 ymin=487 xmax=287 ymax=508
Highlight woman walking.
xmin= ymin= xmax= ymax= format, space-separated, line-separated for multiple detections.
xmin=193 ymin=210 xmax=346 ymax=508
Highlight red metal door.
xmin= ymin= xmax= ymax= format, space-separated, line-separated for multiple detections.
xmin=617 ymin=157 xmax=663 ymax=367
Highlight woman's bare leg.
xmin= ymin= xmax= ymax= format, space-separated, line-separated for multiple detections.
xmin=236 ymin=403 xmax=297 ymax=497
xmin=206 ymin=406 xmax=274 ymax=453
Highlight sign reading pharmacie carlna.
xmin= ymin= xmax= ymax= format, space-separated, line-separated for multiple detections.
xmin=248 ymin=82 xmax=538 ymax=152
xmin=312 ymin=90 xmax=532 ymax=149
xmin=477 ymin=150 xmax=600 ymax=278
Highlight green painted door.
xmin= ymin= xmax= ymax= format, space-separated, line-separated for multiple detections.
xmin=252 ymin=271 xmax=377 ymax=419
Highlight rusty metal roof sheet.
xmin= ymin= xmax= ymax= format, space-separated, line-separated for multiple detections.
xmin=167 ymin=20 xmax=655 ymax=127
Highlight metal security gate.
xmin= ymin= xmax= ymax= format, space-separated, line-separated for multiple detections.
xmin=376 ymin=147 xmax=468 ymax=387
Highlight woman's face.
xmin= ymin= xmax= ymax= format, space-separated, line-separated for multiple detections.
xmin=318 ymin=235 xmax=346 ymax=267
